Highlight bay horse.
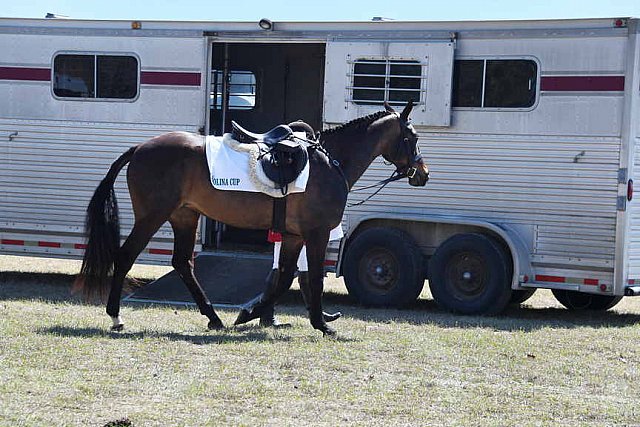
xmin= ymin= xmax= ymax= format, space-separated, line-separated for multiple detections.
xmin=74 ymin=101 xmax=429 ymax=335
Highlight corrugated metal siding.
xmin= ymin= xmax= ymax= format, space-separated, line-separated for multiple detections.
xmin=346 ymin=132 xmax=620 ymax=270
xmin=627 ymin=138 xmax=640 ymax=279
xmin=0 ymin=118 xmax=199 ymax=262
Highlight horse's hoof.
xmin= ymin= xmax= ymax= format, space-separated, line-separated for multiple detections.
xmin=259 ymin=317 xmax=292 ymax=328
xmin=322 ymin=326 xmax=337 ymax=337
xmin=110 ymin=324 xmax=124 ymax=332
xmin=234 ymin=308 xmax=260 ymax=326
xmin=323 ymin=311 xmax=342 ymax=323
xmin=208 ymin=319 xmax=224 ymax=330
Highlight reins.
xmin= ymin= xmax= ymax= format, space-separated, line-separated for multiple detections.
xmin=347 ymin=170 xmax=406 ymax=207
xmin=292 ymin=135 xmax=408 ymax=208
xmin=291 ymin=134 xmax=352 ymax=193
xmin=290 ymin=111 xmax=416 ymax=208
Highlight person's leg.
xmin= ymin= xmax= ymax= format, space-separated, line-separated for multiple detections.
xmin=259 ymin=241 xmax=291 ymax=327
xmin=297 ymin=245 xmax=341 ymax=322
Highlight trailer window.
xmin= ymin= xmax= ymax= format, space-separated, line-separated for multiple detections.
xmin=210 ymin=70 xmax=256 ymax=110
xmin=53 ymin=54 xmax=138 ymax=100
xmin=453 ymin=59 xmax=537 ymax=108
xmin=351 ymin=59 xmax=423 ymax=106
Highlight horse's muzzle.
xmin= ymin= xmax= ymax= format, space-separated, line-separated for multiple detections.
xmin=408 ymin=162 xmax=429 ymax=187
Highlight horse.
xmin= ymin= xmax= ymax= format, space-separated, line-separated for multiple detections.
xmin=74 ymin=100 xmax=429 ymax=336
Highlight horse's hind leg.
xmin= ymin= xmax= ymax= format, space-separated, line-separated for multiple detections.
xmin=107 ymin=214 xmax=167 ymax=331
xmin=170 ymin=208 xmax=224 ymax=330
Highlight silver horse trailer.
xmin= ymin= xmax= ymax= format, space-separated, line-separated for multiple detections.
xmin=1 ymin=16 xmax=639 ymax=314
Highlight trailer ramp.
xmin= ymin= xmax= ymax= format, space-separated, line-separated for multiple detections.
xmin=124 ymin=252 xmax=272 ymax=308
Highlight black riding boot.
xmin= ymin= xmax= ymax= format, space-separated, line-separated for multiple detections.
xmin=259 ymin=269 xmax=291 ymax=328
xmin=298 ymin=271 xmax=342 ymax=323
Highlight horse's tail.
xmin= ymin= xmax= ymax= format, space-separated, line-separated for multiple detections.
xmin=74 ymin=146 xmax=137 ymax=300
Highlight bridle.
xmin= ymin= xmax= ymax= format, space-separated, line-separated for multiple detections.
xmin=384 ymin=112 xmax=422 ymax=180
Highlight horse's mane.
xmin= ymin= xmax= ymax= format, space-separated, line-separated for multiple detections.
xmin=320 ymin=110 xmax=392 ymax=139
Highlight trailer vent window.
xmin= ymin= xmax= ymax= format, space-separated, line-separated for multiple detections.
xmin=453 ymin=59 xmax=537 ymax=108
xmin=53 ymin=54 xmax=138 ymax=100
xmin=350 ymin=59 xmax=423 ymax=105
xmin=211 ymin=70 xmax=256 ymax=110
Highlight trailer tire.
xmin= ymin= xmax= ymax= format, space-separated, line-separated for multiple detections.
xmin=551 ymin=290 xmax=622 ymax=311
xmin=509 ymin=289 xmax=536 ymax=305
xmin=428 ymin=233 xmax=512 ymax=315
xmin=343 ymin=227 xmax=425 ymax=307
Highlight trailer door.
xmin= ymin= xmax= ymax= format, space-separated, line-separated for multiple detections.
xmin=324 ymin=40 xmax=455 ymax=126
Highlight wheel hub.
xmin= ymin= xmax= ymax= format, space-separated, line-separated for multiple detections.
xmin=359 ymin=248 xmax=399 ymax=294
xmin=446 ymin=252 xmax=486 ymax=300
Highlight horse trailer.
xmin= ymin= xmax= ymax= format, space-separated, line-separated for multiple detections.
xmin=1 ymin=16 xmax=639 ymax=314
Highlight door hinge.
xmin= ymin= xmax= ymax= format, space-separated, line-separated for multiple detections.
xmin=618 ymin=196 xmax=627 ymax=211
xmin=618 ymin=168 xmax=628 ymax=184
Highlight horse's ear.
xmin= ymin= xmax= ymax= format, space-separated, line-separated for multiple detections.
xmin=383 ymin=101 xmax=395 ymax=113
xmin=400 ymin=100 xmax=414 ymax=122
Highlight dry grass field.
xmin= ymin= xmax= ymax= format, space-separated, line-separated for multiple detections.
xmin=1 ymin=254 xmax=640 ymax=426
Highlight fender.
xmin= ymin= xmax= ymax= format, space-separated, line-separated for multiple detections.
xmin=337 ymin=214 xmax=533 ymax=289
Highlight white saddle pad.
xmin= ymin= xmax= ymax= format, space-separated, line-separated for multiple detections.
xmin=204 ymin=133 xmax=309 ymax=198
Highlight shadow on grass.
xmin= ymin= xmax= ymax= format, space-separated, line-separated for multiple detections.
xmin=37 ymin=324 xmax=285 ymax=345
xmin=280 ymin=290 xmax=640 ymax=332
xmin=0 ymin=271 xmax=151 ymax=303
xmin=37 ymin=322 xmax=357 ymax=344
xmin=5 ymin=271 xmax=640 ymax=333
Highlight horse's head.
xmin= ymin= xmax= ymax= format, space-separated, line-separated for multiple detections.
xmin=382 ymin=101 xmax=429 ymax=187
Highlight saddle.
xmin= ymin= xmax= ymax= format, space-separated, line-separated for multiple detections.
xmin=231 ymin=121 xmax=293 ymax=145
xmin=231 ymin=120 xmax=308 ymax=193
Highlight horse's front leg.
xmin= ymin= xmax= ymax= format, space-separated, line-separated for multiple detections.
xmin=303 ymin=230 xmax=335 ymax=336
xmin=234 ymin=234 xmax=303 ymax=326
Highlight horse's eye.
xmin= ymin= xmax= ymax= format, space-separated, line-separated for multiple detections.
xmin=403 ymin=137 xmax=409 ymax=143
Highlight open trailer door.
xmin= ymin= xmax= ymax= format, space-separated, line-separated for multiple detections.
xmin=324 ymin=39 xmax=455 ymax=126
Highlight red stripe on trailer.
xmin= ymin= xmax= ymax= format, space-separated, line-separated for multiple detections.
xmin=140 ymin=71 xmax=201 ymax=86
xmin=149 ymin=248 xmax=173 ymax=255
xmin=74 ymin=243 xmax=87 ymax=249
xmin=540 ymin=75 xmax=625 ymax=92
xmin=583 ymin=278 xmax=599 ymax=286
xmin=38 ymin=241 xmax=61 ymax=248
xmin=1 ymin=239 xmax=24 ymax=245
xmin=535 ymin=275 xmax=565 ymax=283
xmin=0 ymin=66 xmax=51 ymax=81
xmin=324 ymin=260 xmax=337 ymax=267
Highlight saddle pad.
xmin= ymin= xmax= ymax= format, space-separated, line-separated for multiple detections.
xmin=204 ymin=133 xmax=309 ymax=198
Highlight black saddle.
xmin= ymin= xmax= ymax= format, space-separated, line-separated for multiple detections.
xmin=231 ymin=121 xmax=293 ymax=145
xmin=231 ymin=121 xmax=308 ymax=193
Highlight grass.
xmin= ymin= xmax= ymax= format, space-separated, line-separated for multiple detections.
xmin=1 ymin=254 xmax=640 ymax=426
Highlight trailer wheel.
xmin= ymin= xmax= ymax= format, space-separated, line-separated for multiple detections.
xmin=551 ymin=290 xmax=622 ymax=311
xmin=343 ymin=227 xmax=425 ymax=307
xmin=428 ymin=233 xmax=512 ymax=315
xmin=509 ymin=289 xmax=536 ymax=305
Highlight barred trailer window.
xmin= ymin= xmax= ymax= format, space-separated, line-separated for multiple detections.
xmin=53 ymin=54 xmax=138 ymax=100
xmin=351 ymin=59 xmax=423 ymax=105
